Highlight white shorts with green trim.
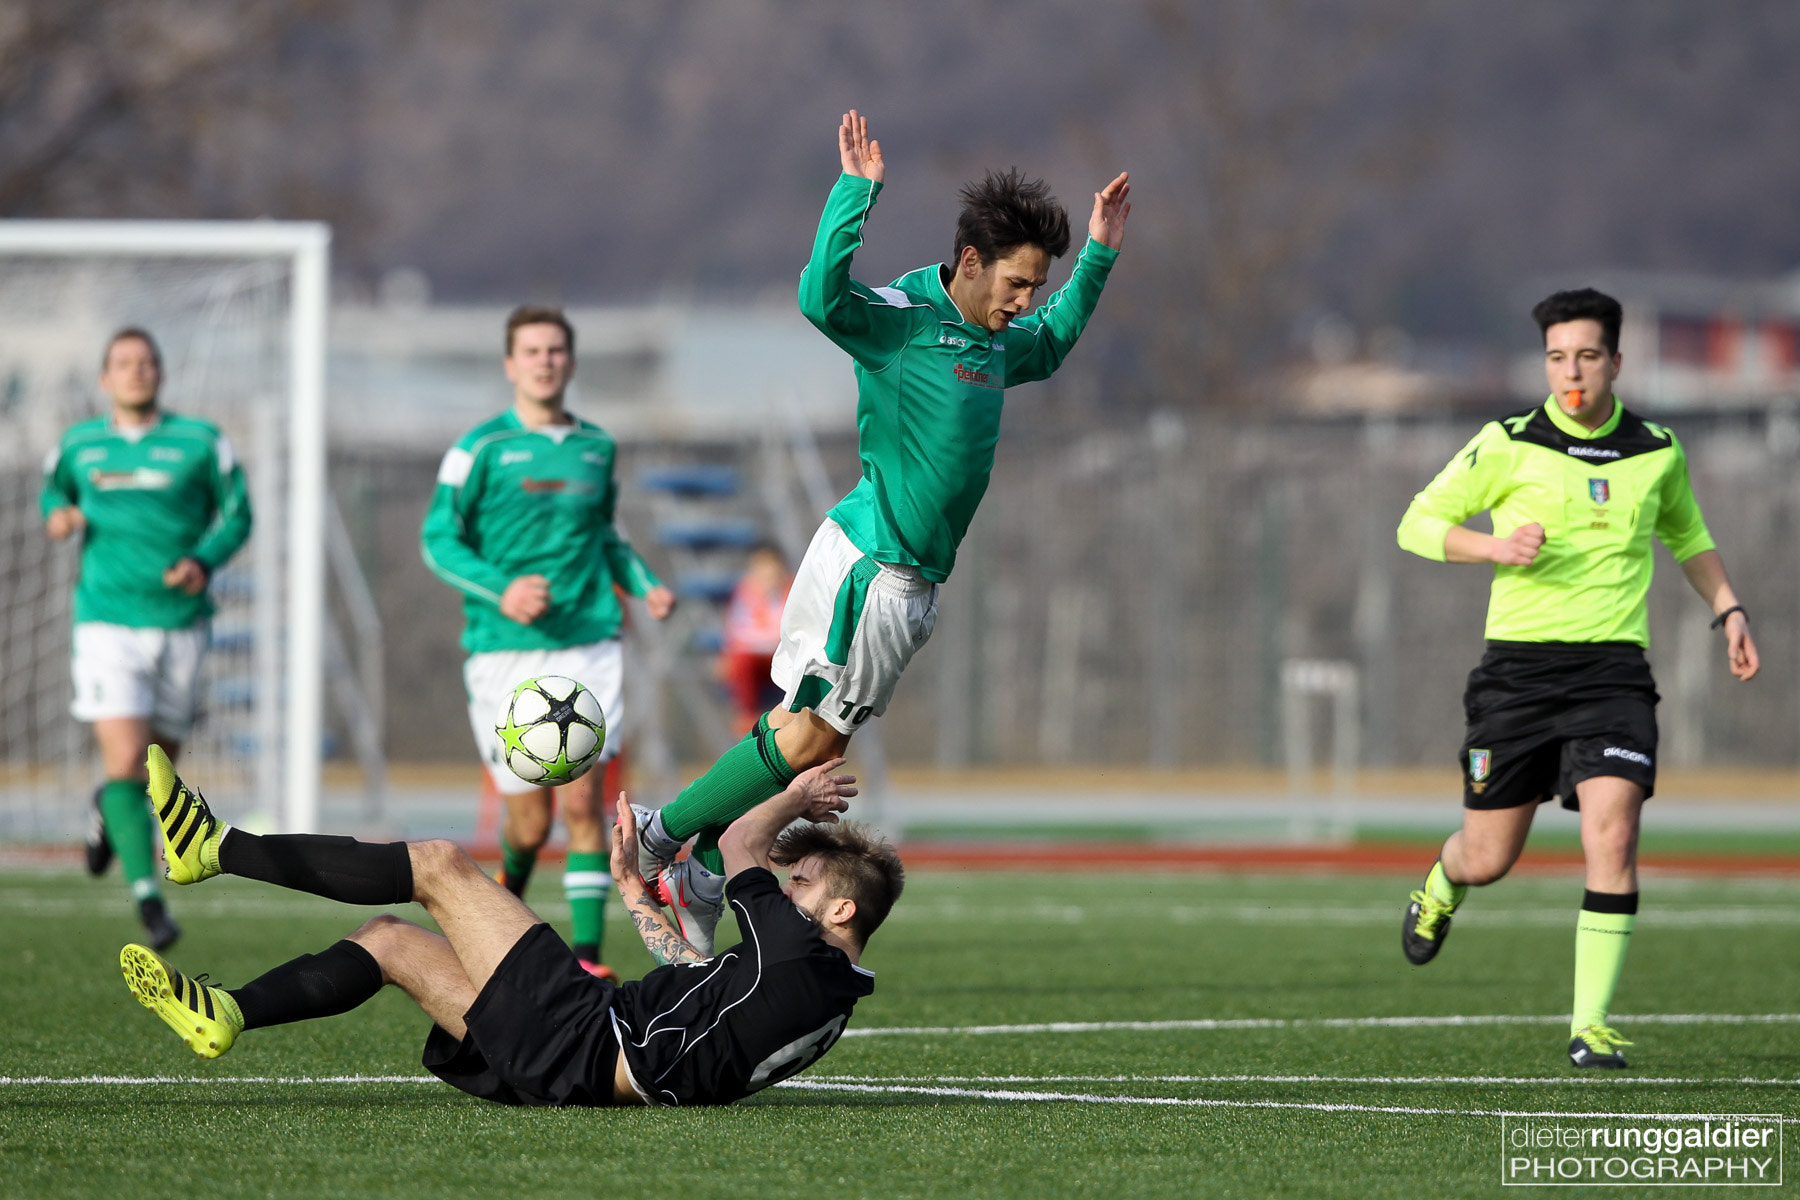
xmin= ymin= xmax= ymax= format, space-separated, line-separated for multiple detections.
xmin=70 ymin=621 xmax=210 ymax=739
xmin=464 ymin=640 xmax=624 ymax=796
xmin=772 ymin=519 xmax=938 ymax=736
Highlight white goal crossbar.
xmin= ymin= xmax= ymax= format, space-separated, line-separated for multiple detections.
xmin=0 ymin=221 xmax=330 ymax=833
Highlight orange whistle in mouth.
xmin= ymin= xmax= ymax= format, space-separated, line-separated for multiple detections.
xmin=1563 ymin=388 xmax=1583 ymax=413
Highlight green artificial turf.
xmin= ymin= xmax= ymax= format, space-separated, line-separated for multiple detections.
xmin=2 ymin=867 xmax=1795 ymax=1199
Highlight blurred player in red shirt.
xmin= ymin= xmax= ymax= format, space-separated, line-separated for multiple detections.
xmin=717 ymin=543 xmax=791 ymax=736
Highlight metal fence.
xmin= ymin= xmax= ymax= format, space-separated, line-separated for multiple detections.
xmin=329 ymin=407 xmax=1799 ymax=774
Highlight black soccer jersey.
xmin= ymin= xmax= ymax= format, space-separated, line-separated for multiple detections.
xmin=609 ymin=867 xmax=875 ymax=1106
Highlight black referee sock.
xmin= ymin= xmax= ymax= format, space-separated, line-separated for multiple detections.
xmin=229 ymin=939 xmax=384 ymax=1030
xmin=218 ymin=829 xmax=414 ymax=905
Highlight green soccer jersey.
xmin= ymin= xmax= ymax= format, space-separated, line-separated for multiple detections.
xmin=1396 ymin=396 xmax=1715 ymax=646
xmin=799 ymin=173 xmax=1119 ymax=582
xmin=40 ymin=413 xmax=252 ymax=629
xmin=420 ymin=410 xmax=662 ymax=654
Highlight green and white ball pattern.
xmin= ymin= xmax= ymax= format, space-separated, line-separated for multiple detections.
xmin=494 ymin=675 xmax=606 ymax=785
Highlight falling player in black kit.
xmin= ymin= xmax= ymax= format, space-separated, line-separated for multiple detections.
xmin=117 ymin=746 xmax=902 ymax=1108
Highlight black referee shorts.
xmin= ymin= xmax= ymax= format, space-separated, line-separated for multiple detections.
xmin=422 ymin=922 xmax=624 ymax=1107
xmin=1458 ymin=641 xmax=1659 ymax=812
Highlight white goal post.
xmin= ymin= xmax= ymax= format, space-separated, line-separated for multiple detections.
xmin=0 ymin=220 xmax=329 ymax=835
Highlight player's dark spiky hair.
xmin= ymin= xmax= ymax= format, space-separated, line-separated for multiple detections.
xmin=770 ymin=820 xmax=905 ymax=946
xmin=1531 ymin=288 xmax=1623 ymax=355
xmin=954 ymin=169 xmax=1071 ymax=266
xmin=103 ymin=327 xmax=162 ymax=370
xmin=505 ymin=304 xmax=576 ymax=356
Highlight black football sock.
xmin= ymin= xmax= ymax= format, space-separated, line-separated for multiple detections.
xmin=229 ymin=939 xmax=384 ymax=1030
xmin=218 ymin=829 xmax=414 ymax=905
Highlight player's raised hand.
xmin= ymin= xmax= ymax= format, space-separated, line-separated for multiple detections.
xmin=839 ymin=110 xmax=884 ymax=183
xmin=1491 ymin=523 xmax=1545 ymax=566
xmin=610 ymin=791 xmax=643 ymax=883
xmin=789 ymin=757 xmax=857 ymax=823
xmin=1088 ymin=171 xmax=1131 ymax=250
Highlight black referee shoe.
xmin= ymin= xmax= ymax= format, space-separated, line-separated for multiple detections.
xmin=84 ymin=786 xmax=114 ymax=876
xmin=1402 ymin=889 xmax=1455 ymax=965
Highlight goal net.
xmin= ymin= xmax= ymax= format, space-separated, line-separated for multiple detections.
xmin=0 ymin=222 xmax=329 ymax=843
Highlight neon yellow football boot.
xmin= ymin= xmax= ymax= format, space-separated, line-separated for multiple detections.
xmin=120 ymin=943 xmax=244 ymax=1059
xmin=146 ymin=744 xmax=226 ymax=885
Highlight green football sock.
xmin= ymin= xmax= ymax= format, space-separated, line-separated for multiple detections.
xmin=1425 ymin=860 xmax=1467 ymax=908
xmin=690 ymin=833 xmax=724 ymax=875
xmin=99 ymin=778 xmax=160 ymax=903
xmin=659 ymin=724 xmax=796 ymax=842
xmin=563 ymin=852 xmax=611 ymax=960
xmin=1571 ymin=890 xmax=1637 ymax=1033
xmin=500 ymin=836 xmax=536 ymax=896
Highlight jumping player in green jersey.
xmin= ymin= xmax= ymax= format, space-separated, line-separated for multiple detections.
xmin=633 ymin=109 xmax=1131 ymax=953
xmin=1396 ymin=288 xmax=1759 ymax=1069
xmin=421 ymin=306 xmax=675 ymax=982
xmin=41 ymin=327 xmax=253 ymax=951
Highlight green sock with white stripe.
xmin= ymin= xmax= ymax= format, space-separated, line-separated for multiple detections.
xmin=658 ymin=721 xmax=796 ymax=842
xmin=100 ymin=778 xmax=161 ymax=905
xmin=565 ymin=851 xmax=611 ymax=962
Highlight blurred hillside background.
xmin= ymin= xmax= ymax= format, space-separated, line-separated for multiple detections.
xmin=3 ymin=1 xmax=1799 ymax=826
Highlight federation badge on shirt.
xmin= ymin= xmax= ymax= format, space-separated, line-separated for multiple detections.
xmin=1588 ymin=478 xmax=1610 ymax=505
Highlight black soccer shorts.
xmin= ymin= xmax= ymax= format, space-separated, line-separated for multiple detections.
xmin=1457 ymin=641 xmax=1659 ymax=811
xmin=422 ymin=922 xmax=625 ymax=1106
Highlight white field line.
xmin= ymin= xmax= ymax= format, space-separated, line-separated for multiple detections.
xmin=6 ymin=1074 xmax=1795 ymax=1123
xmin=842 ymin=1013 xmax=1800 ymax=1037
xmin=816 ymin=1073 xmax=1800 ymax=1087
xmin=883 ymin=902 xmax=1800 ymax=928
xmin=0 ymin=1074 xmax=436 ymax=1085
xmin=777 ymin=1079 xmax=1799 ymax=1121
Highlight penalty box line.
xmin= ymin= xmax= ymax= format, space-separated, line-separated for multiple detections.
xmin=842 ymin=1012 xmax=1800 ymax=1038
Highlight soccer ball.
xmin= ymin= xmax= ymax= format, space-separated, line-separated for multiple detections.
xmin=494 ymin=675 xmax=607 ymax=785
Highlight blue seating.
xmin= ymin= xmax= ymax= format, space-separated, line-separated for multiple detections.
xmin=638 ymin=465 xmax=740 ymax=497
xmin=657 ymin=521 xmax=762 ymax=551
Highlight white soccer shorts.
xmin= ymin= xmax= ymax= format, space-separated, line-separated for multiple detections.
xmin=464 ymin=639 xmax=624 ymax=795
xmin=70 ymin=621 xmax=210 ymax=739
xmin=773 ymin=519 xmax=938 ymax=736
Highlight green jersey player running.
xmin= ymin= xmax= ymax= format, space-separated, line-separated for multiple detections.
xmin=41 ymin=327 xmax=253 ymax=951
xmin=421 ymin=306 xmax=675 ymax=981
xmin=1396 ymin=288 xmax=1759 ymax=1069
xmin=634 ymin=109 xmax=1130 ymax=953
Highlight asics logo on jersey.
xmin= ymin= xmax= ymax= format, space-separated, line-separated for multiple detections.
xmin=938 ymin=334 xmax=968 ymax=349
xmin=76 ymin=447 xmax=108 ymax=465
xmin=953 ymin=363 xmax=998 ymax=388
xmin=500 ymin=449 xmax=533 ymax=465
xmin=1602 ymin=747 xmax=1651 ymax=766
xmin=1566 ymin=445 xmax=1622 ymax=460
xmin=149 ymin=447 xmax=186 ymax=462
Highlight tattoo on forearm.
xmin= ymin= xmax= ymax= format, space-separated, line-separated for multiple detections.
xmin=625 ymin=888 xmax=705 ymax=965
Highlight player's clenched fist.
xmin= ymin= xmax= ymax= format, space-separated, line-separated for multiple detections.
xmin=1492 ymin=522 xmax=1545 ymax=566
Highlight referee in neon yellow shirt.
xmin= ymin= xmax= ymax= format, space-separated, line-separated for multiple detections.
xmin=1396 ymin=288 xmax=1759 ymax=1069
